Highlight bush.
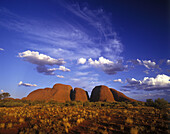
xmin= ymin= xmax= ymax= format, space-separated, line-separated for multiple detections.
xmin=145 ymin=99 xmax=154 ymax=107
xmin=145 ymin=98 xmax=168 ymax=109
xmin=0 ymin=100 xmax=24 ymax=107
xmin=154 ymin=98 xmax=168 ymax=109
xmin=83 ymin=101 xmax=91 ymax=107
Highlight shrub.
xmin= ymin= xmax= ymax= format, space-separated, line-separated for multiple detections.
xmin=131 ymin=101 xmax=139 ymax=106
xmin=83 ymin=101 xmax=91 ymax=107
xmin=154 ymin=98 xmax=168 ymax=109
xmin=145 ymin=99 xmax=154 ymax=107
xmin=145 ymin=98 xmax=168 ymax=109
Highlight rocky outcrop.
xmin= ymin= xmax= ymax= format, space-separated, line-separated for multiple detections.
xmin=71 ymin=88 xmax=89 ymax=102
xmin=23 ymin=83 xmax=137 ymax=102
xmin=52 ymin=84 xmax=73 ymax=102
xmin=25 ymin=84 xmax=73 ymax=102
xmin=110 ymin=88 xmax=137 ymax=102
xmin=90 ymin=85 xmax=115 ymax=102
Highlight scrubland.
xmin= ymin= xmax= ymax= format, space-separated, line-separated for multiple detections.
xmin=0 ymin=100 xmax=169 ymax=134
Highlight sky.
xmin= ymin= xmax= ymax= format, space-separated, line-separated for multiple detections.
xmin=0 ymin=0 xmax=169 ymax=102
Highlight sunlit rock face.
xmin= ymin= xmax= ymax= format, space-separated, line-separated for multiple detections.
xmin=25 ymin=84 xmax=73 ymax=102
xmin=71 ymin=88 xmax=89 ymax=102
xmin=90 ymin=85 xmax=115 ymax=102
xmin=52 ymin=84 xmax=73 ymax=102
xmin=110 ymin=88 xmax=137 ymax=102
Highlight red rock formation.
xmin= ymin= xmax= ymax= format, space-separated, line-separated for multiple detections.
xmin=52 ymin=84 xmax=73 ymax=102
xmin=110 ymin=88 xmax=137 ymax=102
xmin=24 ymin=84 xmax=73 ymax=102
xmin=23 ymin=83 xmax=137 ymax=103
xmin=26 ymin=88 xmax=52 ymax=101
xmin=90 ymin=85 xmax=115 ymax=102
xmin=72 ymin=88 xmax=89 ymax=102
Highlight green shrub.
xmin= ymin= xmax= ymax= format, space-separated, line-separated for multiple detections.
xmin=145 ymin=99 xmax=154 ymax=107
xmin=145 ymin=98 xmax=168 ymax=109
xmin=154 ymin=98 xmax=168 ymax=109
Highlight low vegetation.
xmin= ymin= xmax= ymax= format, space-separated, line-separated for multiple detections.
xmin=0 ymin=98 xmax=169 ymax=134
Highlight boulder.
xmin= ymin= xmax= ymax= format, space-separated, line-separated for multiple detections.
xmin=90 ymin=85 xmax=115 ymax=102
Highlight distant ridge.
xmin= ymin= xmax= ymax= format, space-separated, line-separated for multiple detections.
xmin=23 ymin=83 xmax=137 ymax=102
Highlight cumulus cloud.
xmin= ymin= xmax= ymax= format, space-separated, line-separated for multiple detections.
xmin=126 ymin=78 xmax=141 ymax=85
xmin=57 ymin=66 xmax=70 ymax=72
xmin=113 ymin=79 xmax=123 ymax=83
xmin=18 ymin=50 xmax=68 ymax=75
xmin=124 ymin=74 xmax=170 ymax=91
xmin=0 ymin=48 xmax=4 ymax=51
xmin=88 ymin=57 xmax=113 ymax=65
xmin=88 ymin=57 xmax=127 ymax=75
xmin=167 ymin=59 xmax=170 ymax=65
xmin=129 ymin=59 xmax=160 ymax=70
xmin=18 ymin=81 xmax=37 ymax=87
xmin=77 ymin=58 xmax=86 ymax=64
xmin=18 ymin=50 xmax=66 ymax=66
xmin=56 ymin=75 xmax=64 ymax=78
xmin=143 ymin=60 xmax=158 ymax=69
xmin=36 ymin=66 xmax=57 ymax=75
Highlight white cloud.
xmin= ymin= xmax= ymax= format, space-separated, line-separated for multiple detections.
xmin=57 ymin=66 xmax=70 ymax=72
xmin=126 ymin=78 xmax=141 ymax=85
xmin=142 ymin=74 xmax=170 ymax=87
xmin=18 ymin=81 xmax=37 ymax=87
xmin=88 ymin=57 xmax=127 ymax=75
xmin=88 ymin=57 xmax=113 ymax=65
xmin=77 ymin=58 xmax=86 ymax=64
xmin=143 ymin=60 xmax=157 ymax=69
xmin=137 ymin=59 xmax=142 ymax=65
xmin=113 ymin=79 xmax=123 ymax=83
xmin=167 ymin=59 xmax=170 ymax=65
xmin=125 ymin=74 xmax=170 ymax=91
xmin=0 ymin=48 xmax=4 ymax=51
xmin=36 ymin=66 xmax=57 ymax=75
xmin=129 ymin=59 xmax=160 ymax=70
xmin=18 ymin=50 xmax=66 ymax=66
xmin=1 ymin=90 xmax=4 ymax=93
xmin=56 ymin=75 xmax=64 ymax=78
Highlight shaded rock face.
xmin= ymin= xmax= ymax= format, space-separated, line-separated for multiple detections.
xmin=110 ymin=88 xmax=137 ymax=102
xmin=71 ymin=88 xmax=89 ymax=102
xmin=90 ymin=85 xmax=115 ymax=102
xmin=25 ymin=84 xmax=73 ymax=102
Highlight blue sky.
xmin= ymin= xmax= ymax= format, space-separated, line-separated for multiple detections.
xmin=0 ymin=0 xmax=169 ymax=101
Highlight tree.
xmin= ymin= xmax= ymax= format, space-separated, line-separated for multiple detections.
xmin=145 ymin=99 xmax=154 ymax=107
xmin=154 ymin=98 xmax=168 ymax=109
xmin=0 ymin=92 xmax=10 ymax=100
xmin=0 ymin=94 xmax=2 ymax=100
